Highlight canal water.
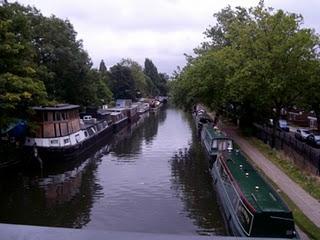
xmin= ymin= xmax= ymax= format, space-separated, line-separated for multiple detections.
xmin=0 ymin=107 xmax=226 ymax=236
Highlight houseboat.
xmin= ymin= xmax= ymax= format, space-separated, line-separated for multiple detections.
xmin=109 ymin=111 xmax=128 ymax=132
xmin=211 ymin=148 xmax=297 ymax=238
xmin=115 ymin=99 xmax=139 ymax=122
xmin=24 ymin=104 xmax=113 ymax=164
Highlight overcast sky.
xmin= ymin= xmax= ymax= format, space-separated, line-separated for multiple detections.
xmin=16 ymin=0 xmax=320 ymax=75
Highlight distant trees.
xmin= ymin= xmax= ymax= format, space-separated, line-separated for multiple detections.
xmin=144 ymin=58 xmax=168 ymax=96
xmin=0 ymin=2 xmax=168 ymax=128
xmin=170 ymin=2 xmax=320 ymax=129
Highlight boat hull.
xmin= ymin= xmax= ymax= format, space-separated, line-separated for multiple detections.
xmin=211 ymin=161 xmax=247 ymax=237
xmin=25 ymin=125 xmax=113 ymax=165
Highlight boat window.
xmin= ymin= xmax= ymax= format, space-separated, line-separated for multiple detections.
xmin=47 ymin=112 xmax=53 ymax=121
xmin=212 ymin=140 xmax=217 ymax=149
xmin=64 ymin=138 xmax=70 ymax=144
xmin=75 ymin=134 xmax=81 ymax=142
xmin=236 ymin=203 xmax=253 ymax=235
xmin=217 ymin=140 xmax=233 ymax=151
xmin=50 ymin=139 xmax=59 ymax=144
xmin=84 ymin=131 xmax=88 ymax=137
xmin=43 ymin=112 xmax=48 ymax=122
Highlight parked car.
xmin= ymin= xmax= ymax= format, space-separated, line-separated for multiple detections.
xmin=306 ymin=130 xmax=320 ymax=147
xmin=278 ymin=119 xmax=290 ymax=132
xmin=294 ymin=128 xmax=311 ymax=141
xmin=268 ymin=119 xmax=290 ymax=132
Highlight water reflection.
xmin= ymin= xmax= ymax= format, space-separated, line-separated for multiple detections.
xmin=0 ymin=155 xmax=102 ymax=228
xmin=171 ymin=146 xmax=226 ymax=235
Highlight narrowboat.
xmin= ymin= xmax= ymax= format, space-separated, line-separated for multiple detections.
xmin=200 ymin=124 xmax=233 ymax=166
xmin=115 ymin=99 xmax=139 ymax=122
xmin=211 ymin=147 xmax=297 ymax=238
xmin=149 ymin=100 xmax=162 ymax=113
xmin=24 ymin=104 xmax=113 ymax=164
xmin=108 ymin=111 xmax=129 ymax=132
xmin=193 ymin=110 xmax=213 ymax=137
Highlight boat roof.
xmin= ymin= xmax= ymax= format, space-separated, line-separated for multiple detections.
xmin=204 ymin=125 xmax=228 ymax=139
xmin=221 ymin=150 xmax=289 ymax=213
xmin=33 ymin=104 xmax=80 ymax=111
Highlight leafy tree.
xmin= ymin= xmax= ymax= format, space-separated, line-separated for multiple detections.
xmin=144 ymin=58 xmax=166 ymax=96
xmin=109 ymin=64 xmax=136 ymax=100
xmin=0 ymin=3 xmax=47 ymax=129
xmin=99 ymin=60 xmax=107 ymax=73
xmin=79 ymin=69 xmax=112 ymax=106
xmin=120 ymin=58 xmax=148 ymax=97
xmin=171 ymin=1 xmax=319 ymax=134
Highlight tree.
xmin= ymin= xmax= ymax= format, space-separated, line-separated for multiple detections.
xmin=99 ymin=60 xmax=107 ymax=72
xmin=120 ymin=58 xmax=148 ymax=97
xmin=144 ymin=58 xmax=163 ymax=96
xmin=0 ymin=3 xmax=47 ymax=129
xmin=109 ymin=64 xmax=136 ymax=100
xmin=171 ymin=1 xmax=319 ymax=134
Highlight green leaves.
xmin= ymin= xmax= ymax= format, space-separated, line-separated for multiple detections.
xmin=171 ymin=2 xmax=320 ymax=127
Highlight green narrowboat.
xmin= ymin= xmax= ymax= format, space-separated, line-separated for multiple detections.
xmin=211 ymin=149 xmax=298 ymax=238
xmin=200 ymin=124 xmax=233 ymax=165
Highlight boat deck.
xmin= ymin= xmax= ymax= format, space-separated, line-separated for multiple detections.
xmin=221 ymin=150 xmax=290 ymax=213
xmin=205 ymin=125 xmax=228 ymax=139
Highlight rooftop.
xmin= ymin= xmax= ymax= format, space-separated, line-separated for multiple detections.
xmin=222 ymin=150 xmax=290 ymax=213
xmin=205 ymin=125 xmax=228 ymax=139
xmin=33 ymin=104 xmax=80 ymax=111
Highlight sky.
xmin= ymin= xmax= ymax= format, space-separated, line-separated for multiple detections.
xmin=16 ymin=0 xmax=320 ymax=75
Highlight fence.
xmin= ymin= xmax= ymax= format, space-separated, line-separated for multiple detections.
xmin=253 ymin=123 xmax=320 ymax=175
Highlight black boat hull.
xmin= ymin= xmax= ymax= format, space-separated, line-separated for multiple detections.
xmin=25 ymin=125 xmax=113 ymax=166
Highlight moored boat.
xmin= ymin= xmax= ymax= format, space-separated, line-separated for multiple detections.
xmin=149 ymin=100 xmax=162 ymax=113
xmin=200 ymin=124 xmax=233 ymax=166
xmin=137 ymin=102 xmax=150 ymax=114
xmin=24 ymin=104 xmax=113 ymax=164
xmin=211 ymin=148 xmax=297 ymax=238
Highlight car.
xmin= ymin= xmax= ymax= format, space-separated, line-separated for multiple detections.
xmin=278 ymin=119 xmax=290 ymax=132
xmin=268 ymin=119 xmax=290 ymax=132
xmin=294 ymin=128 xmax=311 ymax=141
xmin=306 ymin=130 xmax=320 ymax=147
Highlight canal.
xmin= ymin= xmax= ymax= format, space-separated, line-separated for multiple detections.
xmin=0 ymin=107 xmax=226 ymax=236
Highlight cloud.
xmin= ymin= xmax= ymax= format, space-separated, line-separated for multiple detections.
xmin=16 ymin=0 xmax=320 ymax=74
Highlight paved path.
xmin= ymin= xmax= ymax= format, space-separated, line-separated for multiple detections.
xmin=219 ymin=123 xmax=320 ymax=230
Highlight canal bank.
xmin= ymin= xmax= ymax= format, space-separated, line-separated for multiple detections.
xmin=200 ymin=106 xmax=318 ymax=239
xmin=0 ymin=108 xmax=226 ymax=236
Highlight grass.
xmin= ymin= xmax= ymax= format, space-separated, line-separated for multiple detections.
xmin=248 ymin=138 xmax=320 ymax=201
xmin=247 ymin=138 xmax=320 ymax=239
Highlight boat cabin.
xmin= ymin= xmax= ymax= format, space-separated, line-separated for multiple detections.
xmin=201 ymin=125 xmax=233 ymax=158
xmin=110 ymin=112 xmax=127 ymax=124
xmin=32 ymin=104 xmax=81 ymax=138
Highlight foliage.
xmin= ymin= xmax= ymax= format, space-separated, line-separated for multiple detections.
xmin=99 ymin=60 xmax=107 ymax=73
xmin=144 ymin=58 xmax=168 ymax=96
xmin=171 ymin=1 xmax=320 ymax=128
xmin=0 ymin=2 xmax=116 ymax=128
xmin=0 ymin=3 xmax=47 ymax=128
xmin=109 ymin=64 xmax=137 ymax=100
xmin=120 ymin=58 xmax=148 ymax=97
